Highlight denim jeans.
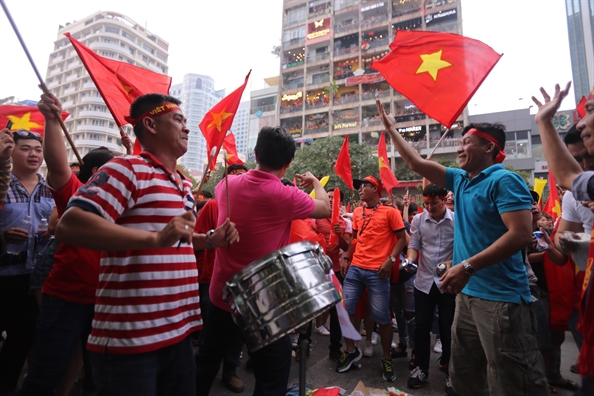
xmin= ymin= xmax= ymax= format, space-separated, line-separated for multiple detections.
xmin=195 ymin=304 xmax=292 ymax=396
xmin=17 ymin=294 xmax=94 ymax=396
xmin=90 ymin=336 xmax=195 ymax=396
xmin=413 ymin=284 xmax=456 ymax=374
xmin=343 ymin=266 xmax=391 ymax=324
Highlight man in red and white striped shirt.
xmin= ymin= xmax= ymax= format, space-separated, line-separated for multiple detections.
xmin=56 ymin=93 xmax=239 ymax=396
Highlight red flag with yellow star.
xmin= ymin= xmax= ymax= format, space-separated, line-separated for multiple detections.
xmin=372 ymin=30 xmax=501 ymax=128
xmin=0 ymin=105 xmax=69 ymax=137
xmin=334 ymin=135 xmax=354 ymax=190
xmin=378 ymin=132 xmax=398 ymax=194
xmin=200 ymin=71 xmax=251 ymax=170
xmin=65 ymin=32 xmax=171 ymax=153
xmin=222 ymin=132 xmax=243 ymax=166
xmin=543 ymin=170 xmax=561 ymax=222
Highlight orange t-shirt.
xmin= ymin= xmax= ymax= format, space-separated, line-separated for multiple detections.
xmin=352 ymin=204 xmax=405 ymax=271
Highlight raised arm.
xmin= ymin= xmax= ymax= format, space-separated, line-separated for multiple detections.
xmin=38 ymin=93 xmax=72 ymax=190
xmin=377 ymin=100 xmax=447 ymax=187
xmin=0 ymin=128 xmax=14 ymax=205
xmin=532 ymin=82 xmax=581 ymax=190
xmin=296 ymin=172 xmax=331 ymax=218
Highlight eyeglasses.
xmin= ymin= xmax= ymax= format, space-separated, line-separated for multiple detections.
xmin=13 ymin=130 xmax=42 ymax=141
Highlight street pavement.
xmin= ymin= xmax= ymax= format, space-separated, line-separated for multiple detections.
xmin=209 ymin=329 xmax=582 ymax=396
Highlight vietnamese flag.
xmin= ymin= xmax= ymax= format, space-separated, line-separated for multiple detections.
xmin=222 ymin=132 xmax=243 ymax=166
xmin=334 ymin=136 xmax=354 ymax=190
xmin=543 ymin=170 xmax=561 ymax=222
xmin=372 ymin=30 xmax=501 ymax=128
xmin=345 ymin=202 xmax=351 ymax=213
xmin=64 ymin=33 xmax=172 ymax=154
xmin=200 ymin=71 xmax=251 ymax=170
xmin=0 ymin=105 xmax=69 ymax=137
xmin=576 ymin=96 xmax=587 ymax=119
xmin=378 ymin=132 xmax=399 ymax=194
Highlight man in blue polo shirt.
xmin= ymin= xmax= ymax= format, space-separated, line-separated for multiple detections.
xmin=376 ymin=100 xmax=548 ymax=396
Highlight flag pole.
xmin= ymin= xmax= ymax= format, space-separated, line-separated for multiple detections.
xmin=222 ymin=149 xmax=231 ymax=250
xmin=191 ymin=147 xmax=218 ymax=211
xmin=0 ymin=0 xmax=83 ymax=165
xmin=426 ymin=129 xmax=450 ymax=160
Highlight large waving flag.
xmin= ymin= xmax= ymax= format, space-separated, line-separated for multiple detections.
xmin=222 ymin=132 xmax=243 ymax=166
xmin=378 ymin=132 xmax=399 ymax=194
xmin=334 ymin=136 xmax=354 ymax=190
xmin=65 ymin=33 xmax=172 ymax=153
xmin=200 ymin=71 xmax=251 ymax=170
xmin=372 ymin=30 xmax=501 ymax=128
xmin=543 ymin=170 xmax=561 ymax=222
xmin=0 ymin=105 xmax=69 ymax=137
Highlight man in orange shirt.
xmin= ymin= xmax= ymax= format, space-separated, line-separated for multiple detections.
xmin=338 ymin=175 xmax=407 ymax=382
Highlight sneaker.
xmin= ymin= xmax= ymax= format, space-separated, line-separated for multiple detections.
xmin=433 ymin=337 xmax=443 ymax=354
xmin=391 ymin=341 xmax=397 ymax=349
xmin=363 ymin=340 xmax=373 ymax=357
xmin=291 ymin=333 xmax=299 ymax=348
xmin=407 ymin=366 xmax=428 ymax=388
xmin=314 ymin=325 xmax=330 ymax=336
xmin=336 ymin=348 xmax=362 ymax=373
xmin=222 ymin=372 xmax=244 ymax=393
xmin=392 ymin=318 xmax=398 ymax=332
xmin=329 ymin=349 xmax=342 ymax=362
xmin=371 ymin=331 xmax=379 ymax=346
xmin=445 ymin=376 xmax=459 ymax=396
xmin=381 ymin=358 xmax=396 ymax=382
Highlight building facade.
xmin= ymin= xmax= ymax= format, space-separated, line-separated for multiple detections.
xmin=44 ymin=11 xmax=169 ymax=163
xmin=247 ymin=84 xmax=279 ymax=163
xmin=230 ymin=101 xmax=250 ymax=159
xmin=566 ymin=0 xmax=594 ymax=103
xmin=278 ymin=0 xmax=466 ymax=169
xmin=171 ymin=74 xmax=225 ymax=172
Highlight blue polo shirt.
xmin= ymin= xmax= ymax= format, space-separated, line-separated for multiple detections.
xmin=446 ymin=164 xmax=532 ymax=304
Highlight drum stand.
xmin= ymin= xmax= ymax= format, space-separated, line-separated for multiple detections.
xmin=298 ymin=338 xmax=308 ymax=396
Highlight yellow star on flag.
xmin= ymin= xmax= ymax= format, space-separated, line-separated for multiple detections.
xmin=115 ymin=73 xmax=133 ymax=95
xmin=553 ymin=200 xmax=561 ymax=218
xmin=415 ymin=49 xmax=452 ymax=81
xmin=379 ymin=156 xmax=390 ymax=169
xmin=207 ymin=109 xmax=233 ymax=132
xmin=8 ymin=113 xmax=43 ymax=131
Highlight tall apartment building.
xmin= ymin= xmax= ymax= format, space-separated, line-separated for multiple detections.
xmin=44 ymin=11 xmax=169 ymax=163
xmin=278 ymin=0 xmax=465 ymax=168
xmin=171 ymin=74 xmax=225 ymax=172
xmin=230 ymin=101 xmax=250 ymax=159
xmin=247 ymin=81 xmax=279 ymax=163
xmin=566 ymin=0 xmax=594 ymax=103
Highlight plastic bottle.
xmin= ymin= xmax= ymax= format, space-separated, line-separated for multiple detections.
xmin=35 ymin=218 xmax=49 ymax=255
xmin=6 ymin=215 xmax=32 ymax=255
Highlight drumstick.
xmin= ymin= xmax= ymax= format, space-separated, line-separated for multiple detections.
xmin=222 ymin=149 xmax=231 ymax=250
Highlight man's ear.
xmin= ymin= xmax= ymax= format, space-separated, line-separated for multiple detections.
xmin=142 ymin=118 xmax=158 ymax=136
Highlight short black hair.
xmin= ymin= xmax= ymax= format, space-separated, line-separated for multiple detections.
xmin=78 ymin=147 xmax=117 ymax=183
xmin=13 ymin=130 xmax=43 ymax=145
xmin=228 ymin=164 xmax=248 ymax=173
xmin=327 ymin=187 xmax=344 ymax=202
xmin=193 ymin=190 xmax=213 ymax=199
xmin=563 ymin=123 xmax=582 ymax=146
xmin=254 ymin=127 xmax=296 ymax=170
xmin=69 ymin=162 xmax=80 ymax=168
xmin=129 ymin=94 xmax=182 ymax=142
xmin=422 ymin=183 xmax=448 ymax=199
xmin=462 ymin=123 xmax=506 ymax=160
xmin=408 ymin=202 xmax=418 ymax=214
xmin=281 ymin=178 xmax=295 ymax=187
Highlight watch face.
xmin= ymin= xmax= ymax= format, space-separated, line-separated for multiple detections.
xmin=464 ymin=262 xmax=475 ymax=275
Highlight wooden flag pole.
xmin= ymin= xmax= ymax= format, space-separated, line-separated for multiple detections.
xmin=191 ymin=146 xmax=218 ymax=211
xmin=222 ymin=149 xmax=231 ymax=249
xmin=426 ymin=129 xmax=450 ymax=160
xmin=1 ymin=0 xmax=83 ymax=164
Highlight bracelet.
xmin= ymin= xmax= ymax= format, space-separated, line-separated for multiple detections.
xmin=205 ymin=229 xmax=217 ymax=249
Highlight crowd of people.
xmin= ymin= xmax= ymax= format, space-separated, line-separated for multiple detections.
xmin=0 ymin=83 xmax=592 ymax=396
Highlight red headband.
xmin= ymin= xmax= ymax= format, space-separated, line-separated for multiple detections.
xmin=466 ymin=128 xmax=506 ymax=163
xmin=124 ymin=102 xmax=181 ymax=126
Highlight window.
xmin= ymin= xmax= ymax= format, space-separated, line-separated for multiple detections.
xmin=106 ymin=26 xmax=119 ymax=34
xmin=122 ymin=31 xmax=135 ymax=41
xmin=85 ymin=19 xmax=93 ymax=26
xmin=142 ymin=55 xmax=148 ymax=62
xmin=89 ymin=133 xmax=101 ymax=140
xmin=91 ymin=120 xmax=105 ymax=127
xmin=107 ymin=137 xmax=113 ymax=143
xmin=504 ymin=131 xmax=531 ymax=159
xmin=142 ymin=43 xmax=154 ymax=54
xmin=156 ymin=52 xmax=166 ymax=61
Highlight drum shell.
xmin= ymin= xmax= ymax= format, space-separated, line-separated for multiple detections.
xmin=223 ymin=241 xmax=341 ymax=352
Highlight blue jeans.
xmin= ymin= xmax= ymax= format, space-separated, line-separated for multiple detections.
xmin=18 ymin=294 xmax=94 ymax=396
xmin=195 ymin=304 xmax=292 ymax=396
xmin=343 ymin=265 xmax=391 ymax=324
xmin=90 ymin=336 xmax=195 ymax=396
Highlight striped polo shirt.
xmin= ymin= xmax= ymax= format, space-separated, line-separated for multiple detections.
xmin=68 ymin=152 xmax=201 ymax=354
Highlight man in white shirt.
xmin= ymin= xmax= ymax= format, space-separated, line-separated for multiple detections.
xmin=404 ymin=184 xmax=456 ymax=396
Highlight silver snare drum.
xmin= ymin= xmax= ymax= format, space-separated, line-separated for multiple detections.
xmin=223 ymin=241 xmax=341 ymax=351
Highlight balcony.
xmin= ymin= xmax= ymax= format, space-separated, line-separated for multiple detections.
xmin=66 ymin=74 xmax=79 ymax=82
xmin=63 ymin=86 xmax=76 ymax=95
xmin=79 ymin=110 xmax=112 ymax=119
xmin=283 ymin=38 xmax=306 ymax=49
xmin=361 ymin=90 xmax=390 ymax=101
xmin=307 ymin=76 xmax=330 ymax=87
xmin=251 ymin=104 xmax=276 ymax=114
xmin=62 ymin=101 xmax=74 ymax=109
xmin=280 ymin=104 xmax=303 ymax=114
xmin=361 ymin=14 xmax=389 ymax=28
xmin=283 ymin=17 xmax=306 ymax=27
xmin=51 ymin=55 xmax=64 ymax=64
xmin=50 ymin=68 xmax=62 ymax=76
xmin=305 ymin=125 xmax=329 ymax=134
xmin=282 ymin=61 xmax=304 ymax=70
xmin=306 ymin=53 xmax=330 ymax=64
xmin=83 ymin=81 xmax=96 ymax=89
xmin=81 ymin=96 xmax=105 ymax=104
xmin=308 ymin=8 xmax=331 ymax=20
xmin=75 ymin=139 xmax=119 ymax=151
xmin=395 ymin=113 xmax=426 ymax=123
xmin=334 ymin=21 xmax=359 ymax=35
xmin=334 ymin=95 xmax=360 ymax=105
xmin=81 ymin=125 xmax=119 ymax=134
xmin=334 ymin=46 xmax=359 ymax=58
xmin=281 ymin=82 xmax=304 ymax=92
xmin=89 ymin=41 xmax=126 ymax=54
xmin=361 ymin=117 xmax=383 ymax=128
xmin=365 ymin=37 xmax=390 ymax=52
xmin=305 ymin=100 xmax=328 ymax=110
xmin=67 ymin=60 xmax=81 ymax=69
xmin=47 ymin=80 xmax=59 ymax=89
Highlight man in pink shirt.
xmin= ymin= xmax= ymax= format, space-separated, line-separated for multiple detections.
xmin=195 ymin=126 xmax=331 ymax=395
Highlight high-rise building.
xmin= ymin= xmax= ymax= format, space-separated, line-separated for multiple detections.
xmin=44 ymin=11 xmax=169 ymax=163
xmin=278 ymin=0 xmax=465 ymax=169
xmin=565 ymin=0 xmax=594 ymax=103
xmin=230 ymin=101 xmax=250 ymax=158
xmin=248 ymin=80 xmax=279 ymax=163
xmin=170 ymin=74 xmax=225 ymax=172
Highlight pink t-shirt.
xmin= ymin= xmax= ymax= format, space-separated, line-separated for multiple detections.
xmin=210 ymin=170 xmax=315 ymax=311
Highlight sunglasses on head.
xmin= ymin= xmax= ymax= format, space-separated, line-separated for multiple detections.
xmin=13 ymin=130 xmax=42 ymax=140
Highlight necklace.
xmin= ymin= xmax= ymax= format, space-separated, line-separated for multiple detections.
xmin=359 ymin=201 xmax=381 ymax=236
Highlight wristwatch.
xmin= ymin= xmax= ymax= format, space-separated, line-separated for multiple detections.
xmin=462 ymin=260 xmax=475 ymax=276
xmin=388 ymin=255 xmax=396 ymax=263
xmin=205 ymin=229 xmax=217 ymax=249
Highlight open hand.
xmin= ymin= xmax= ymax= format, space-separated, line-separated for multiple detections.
xmin=532 ymin=82 xmax=571 ymax=124
xmin=296 ymin=172 xmax=318 ymax=189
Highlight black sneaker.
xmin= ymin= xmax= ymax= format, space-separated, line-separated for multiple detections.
xmin=329 ymin=349 xmax=342 ymax=362
xmin=381 ymin=358 xmax=396 ymax=382
xmin=445 ymin=376 xmax=459 ymax=396
xmin=407 ymin=366 xmax=428 ymax=388
xmin=336 ymin=348 xmax=362 ymax=373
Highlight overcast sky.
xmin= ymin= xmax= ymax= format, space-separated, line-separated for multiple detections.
xmin=0 ymin=0 xmax=576 ymax=116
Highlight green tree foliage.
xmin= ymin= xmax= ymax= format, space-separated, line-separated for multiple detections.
xmin=176 ymin=164 xmax=198 ymax=189
xmin=504 ymin=166 xmax=533 ymax=189
xmin=286 ymin=136 xmax=378 ymax=193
